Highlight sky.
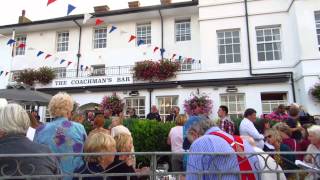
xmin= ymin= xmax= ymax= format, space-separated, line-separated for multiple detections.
xmin=0 ymin=0 xmax=187 ymax=26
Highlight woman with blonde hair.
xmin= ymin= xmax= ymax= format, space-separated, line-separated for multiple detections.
xmin=264 ymin=128 xmax=298 ymax=179
xmin=34 ymin=92 xmax=87 ymax=179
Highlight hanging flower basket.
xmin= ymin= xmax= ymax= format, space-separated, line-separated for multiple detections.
xmin=309 ymin=82 xmax=320 ymax=102
xmin=16 ymin=67 xmax=56 ymax=86
xmin=100 ymin=93 xmax=125 ymax=116
xmin=36 ymin=67 xmax=56 ymax=84
xmin=184 ymin=93 xmax=213 ymax=116
xmin=133 ymin=59 xmax=180 ymax=81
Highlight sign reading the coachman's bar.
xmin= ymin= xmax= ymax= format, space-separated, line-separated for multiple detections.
xmin=51 ymin=75 xmax=133 ymax=88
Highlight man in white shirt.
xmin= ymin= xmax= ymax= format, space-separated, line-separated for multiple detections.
xmin=239 ymin=108 xmax=264 ymax=149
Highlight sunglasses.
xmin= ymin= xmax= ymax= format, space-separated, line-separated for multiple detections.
xmin=265 ymin=135 xmax=272 ymax=139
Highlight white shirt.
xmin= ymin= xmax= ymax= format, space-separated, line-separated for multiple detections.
xmin=253 ymin=147 xmax=286 ymax=180
xmin=168 ymin=126 xmax=183 ymax=152
xmin=239 ymin=118 xmax=264 ymax=149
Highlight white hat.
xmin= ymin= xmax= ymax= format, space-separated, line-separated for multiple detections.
xmin=0 ymin=98 xmax=8 ymax=108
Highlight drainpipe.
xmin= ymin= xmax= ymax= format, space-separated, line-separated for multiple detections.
xmin=73 ymin=20 xmax=82 ymax=78
xmin=244 ymin=0 xmax=296 ymax=102
xmin=158 ymin=9 xmax=164 ymax=60
xmin=148 ymin=89 xmax=153 ymax=113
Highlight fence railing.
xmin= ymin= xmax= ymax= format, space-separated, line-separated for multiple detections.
xmin=0 ymin=151 xmax=319 ymax=180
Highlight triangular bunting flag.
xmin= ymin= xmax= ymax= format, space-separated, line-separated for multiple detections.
xmin=160 ymin=48 xmax=165 ymax=56
xmin=5 ymin=72 xmax=9 ymax=76
xmin=67 ymin=4 xmax=76 ymax=15
xmin=7 ymin=39 xmax=16 ymax=46
xmin=45 ymin=54 xmax=52 ymax=59
xmin=60 ymin=59 xmax=66 ymax=64
xmin=178 ymin=56 xmax=182 ymax=61
xmin=67 ymin=61 xmax=72 ymax=66
xmin=95 ymin=19 xmax=104 ymax=26
xmin=199 ymin=60 xmax=201 ymax=64
xmin=192 ymin=59 xmax=195 ymax=63
xmin=172 ymin=54 xmax=176 ymax=59
xmin=80 ymin=65 xmax=84 ymax=71
xmin=47 ymin=0 xmax=57 ymax=6
xmin=137 ymin=40 xmax=145 ymax=46
xmin=153 ymin=47 xmax=159 ymax=53
xmin=85 ymin=66 xmax=89 ymax=71
xmin=109 ymin=26 xmax=117 ymax=33
xmin=37 ymin=51 xmax=44 ymax=57
xmin=0 ymin=71 xmax=3 ymax=76
xmin=128 ymin=35 xmax=136 ymax=43
xmin=83 ymin=13 xmax=93 ymax=24
xmin=18 ymin=43 xmax=26 ymax=48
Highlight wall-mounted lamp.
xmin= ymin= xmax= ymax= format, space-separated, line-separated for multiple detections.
xmin=129 ymin=90 xmax=139 ymax=96
xmin=226 ymin=86 xmax=238 ymax=93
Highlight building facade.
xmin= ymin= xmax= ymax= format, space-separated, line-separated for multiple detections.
xmin=0 ymin=0 xmax=319 ymax=121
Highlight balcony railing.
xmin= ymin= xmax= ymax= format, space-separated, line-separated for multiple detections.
xmin=0 ymin=151 xmax=318 ymax=179
xmin=56 ymin=62 xmax=201 ymax=79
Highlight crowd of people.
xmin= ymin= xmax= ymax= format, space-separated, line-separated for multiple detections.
xmin=0 ymin=91 xmax=319 ymax=180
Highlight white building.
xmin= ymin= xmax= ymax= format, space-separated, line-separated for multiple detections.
xmin=0 ymin=0 xmax=319 ymax=121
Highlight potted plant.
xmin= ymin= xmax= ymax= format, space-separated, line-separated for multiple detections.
xmin=100 ymin=93 xmax=125 ymax=116
xmin=133 ymin=60 xmax=159 ymax=81
xmin=184 ymin=93 xmax=213 ymax=116
xmin=310 ymin=82 xmax=320 ymax=102
xmin=157 ymin=59 xmax=180 ymax=80
xmin=16 ymin=69 xmax=37 ymax=86
xmin=36 ymin=67 xmax=56 ymax=85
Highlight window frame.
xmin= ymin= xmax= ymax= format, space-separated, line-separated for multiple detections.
xmin=93 ymin=27 xmax=107 ymax=49
xmin=175 ymin=19 xmax=191 ymax=42
xmin=53 ymin=67 xmax=66 ymax=79
xmin=15 ymin=35 xmax=27 ymax=56
xmin=91 ymin=64 xmax=106 ymax=76
xmin=136 ymin=22 xmax=152 ymax=45
xmin=315 ymin=11 xmax=320 ymax=51
xmin=220 ymin=93 xmax=246 ymax=119
xmin=157 ymin=96 xmax=179 ymax=121
xmin=261 ymin=92 xmax=288 ymax=114
xmin=125 ymin=97 xmax=146 ymax=118
xmin=56 ymin=31 xmax=69 ymax=52
xmin=256 ymin=26 xmax=282 ymax=61
xmin=217 ymin=29 xmax=241 ymax=64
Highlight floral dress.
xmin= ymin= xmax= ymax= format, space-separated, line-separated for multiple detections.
xmin=34 ymin=117 xmax=87 ymax=179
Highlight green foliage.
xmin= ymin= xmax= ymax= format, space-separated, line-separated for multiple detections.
xmin=310 ymin=82 xmax=320 ymax=102
xmin=36 ymin=67 xmax=56 ymax=84
xmin=16 ymin=67 xmax=56 ymax=86
xmin=85 ymin=118 xmax=175 ymax=166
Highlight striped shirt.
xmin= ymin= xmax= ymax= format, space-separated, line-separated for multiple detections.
xmin=186 ymin=127 xmax=260 ymax=180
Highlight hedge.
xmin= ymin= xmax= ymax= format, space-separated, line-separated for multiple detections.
xmin=83 ymin=118 xmax=175 ymax=166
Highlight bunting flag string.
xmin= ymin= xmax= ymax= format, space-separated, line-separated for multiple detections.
xmin=83 ymin=13 xmax=93 ymax=24
xmin=18 ymin=43 xmax=26 ymax=48
xmin=60 ymin=59 xmax=66 ymax=64
xmin=47 ymin=0 xmax=57 ymax=6
xmin=109 ymin=26 xmax=117 ymax=33
xmin=37 ymin=51 xmax=44 ymax=57
xmin=137 ymin=40 xmax=145 ymax=46
xmin=128 ymin=35 xmax=136 ymax=43
xmin=45 ymin=54 xmax=52 ymax=59
xmin=7 ymin=39 xmax=16 ymax=46
xmin=67 ymin=4 xmax=76 ymax=16
xmin=95 ymin=19 xmax=104 ymax=26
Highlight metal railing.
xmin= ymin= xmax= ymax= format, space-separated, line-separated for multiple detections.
xmin=0 ymin=151 xmax=319 ymax=179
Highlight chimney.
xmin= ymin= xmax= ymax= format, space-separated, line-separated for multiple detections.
xmin=160 ymin=0 xmax=172 ymax=5
xmin=18 ymin=10 xmax=32 ymax=24
xmin=128 ymin=1 xmax=140 ymax=8
xmin=94 ymin=5 xmax=110 ymax=14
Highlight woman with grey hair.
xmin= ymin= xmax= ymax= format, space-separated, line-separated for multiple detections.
xmin=304 ymin=125 xmax=320 ymax=179
xmin=0 ymin=104 xmax=59 ymax=178
xmin=34 ymin=92 xmax=87 ymax=179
